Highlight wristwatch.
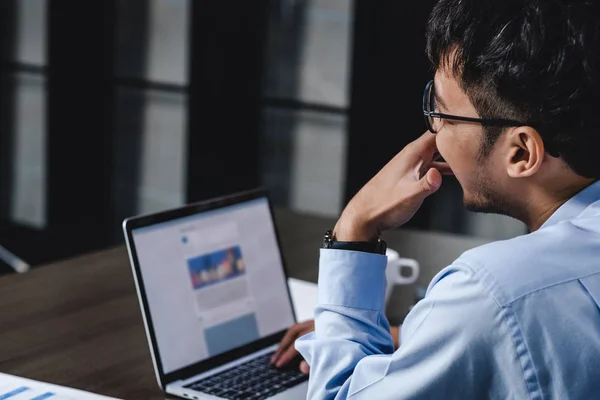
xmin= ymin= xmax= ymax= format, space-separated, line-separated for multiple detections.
xmin=323 ymin=229 xmax=387 ymax=255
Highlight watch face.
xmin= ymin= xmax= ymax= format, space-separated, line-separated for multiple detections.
xmin=323 ymin=230 xmax=333 ymax=248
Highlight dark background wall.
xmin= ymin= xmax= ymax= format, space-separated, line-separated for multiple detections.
xmin=0 ymin=0 xmax=525 ymax=272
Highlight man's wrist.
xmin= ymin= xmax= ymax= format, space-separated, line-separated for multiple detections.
xmin=334 ymin=213 xmax=378 ymax=242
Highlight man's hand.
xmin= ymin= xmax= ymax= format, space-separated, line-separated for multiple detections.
xmin=272 ymin=135 xmax=443 ymax=374
xmin=335 ymin=132 xmax=448 ymax=241
xmin=272 ymin=321 xmax=401 ymax=375
xmin=390 ymin=325 xmax=400 ymax=349
xmin=271 ymin=320 xmax=314 ymax=374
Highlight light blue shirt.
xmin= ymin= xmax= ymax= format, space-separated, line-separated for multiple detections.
xmin=296 ymin=181 xmax=600 ymax=399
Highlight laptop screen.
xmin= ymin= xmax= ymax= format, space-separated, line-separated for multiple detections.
xmin=131 ymin=197 xmax=295 ymax=374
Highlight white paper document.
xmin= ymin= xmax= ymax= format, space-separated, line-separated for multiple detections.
xmin=288 ymin=277 xmax=318 ymax=322
xmin=0 ymin=373 xmax=121 ymax=400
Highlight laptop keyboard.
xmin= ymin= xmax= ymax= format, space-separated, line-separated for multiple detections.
xmin=184 ymin=351 xmax=308 ymax=400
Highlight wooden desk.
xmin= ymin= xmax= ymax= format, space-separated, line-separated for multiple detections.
xmin=0 ymin=246 xmax=160 ymax=399
xmin=0 ymin=209 xmax=489 ymax=399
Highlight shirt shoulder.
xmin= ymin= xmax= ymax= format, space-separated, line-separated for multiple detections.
xmin=400 ymin=263 xmax=531 ymax=399
xmin=447 ymin=218 xmax=600 ymax=306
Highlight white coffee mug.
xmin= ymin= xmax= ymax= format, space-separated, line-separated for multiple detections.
xmin=384 ymin=248 xmax=420 ymax=307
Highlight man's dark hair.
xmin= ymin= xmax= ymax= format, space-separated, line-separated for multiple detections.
xmin=426 ymin=0 xmax=600 ymax=178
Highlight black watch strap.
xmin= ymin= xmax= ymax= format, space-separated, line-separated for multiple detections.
xmin=323 ymin=230 xmax=387 ymax=255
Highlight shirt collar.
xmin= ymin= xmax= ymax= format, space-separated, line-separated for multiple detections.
xmin=540 ymin=180 xmax=600 ymax=230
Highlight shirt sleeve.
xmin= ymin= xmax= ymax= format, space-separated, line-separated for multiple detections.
xmin=295 ymin=250 xmax=525 ymax=399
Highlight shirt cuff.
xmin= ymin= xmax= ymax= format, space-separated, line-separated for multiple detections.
xmin=318 ymin=248 xmax=387 ymax=311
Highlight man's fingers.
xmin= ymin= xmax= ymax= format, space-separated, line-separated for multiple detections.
xmin=413 ymin=130 xmax=436 ymax=145
xmin=271 ymin=325 xmax=300 ymax=363
xmin=409 ymin=131 xmax=438 ymax=161
xmin=275 ymin=346 xmax=300 ymax=368
xmin=272 ymin=321 xmax=314 ymax=364
xmin=299 ymin=360 xmax=310 ymax=375
xmin=418 ymin=168 xmax=443 ymax=194
xmin=431 ymin=161 xmax=453 ymax=176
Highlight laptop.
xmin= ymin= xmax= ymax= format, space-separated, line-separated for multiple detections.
xmin=122 ymin=189 xmax=309 ymax=400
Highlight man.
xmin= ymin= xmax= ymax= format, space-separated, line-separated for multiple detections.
xmin=270 ymin=0 xmax=600 ymax=398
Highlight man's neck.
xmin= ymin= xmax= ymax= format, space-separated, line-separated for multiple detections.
xmin=523 ymin=178 xmax=597 ymax=231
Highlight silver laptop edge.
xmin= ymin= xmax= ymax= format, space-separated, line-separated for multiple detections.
xmin=123 ymin=218 xmax=164 ymax=389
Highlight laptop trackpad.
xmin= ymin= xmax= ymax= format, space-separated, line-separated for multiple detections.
xmin=268 ymin=381 xmax=308 ymax=400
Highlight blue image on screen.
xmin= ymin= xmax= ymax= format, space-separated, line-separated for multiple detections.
xmin=187 ymin=246 xmax=246 ymax=290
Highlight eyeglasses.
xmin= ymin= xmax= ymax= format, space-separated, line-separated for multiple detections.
xmin=422 ymin=80 xmax=526 ymax=134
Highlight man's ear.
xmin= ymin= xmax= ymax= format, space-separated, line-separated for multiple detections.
xmin=504 ymin=126 xmax=545 ymax=178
